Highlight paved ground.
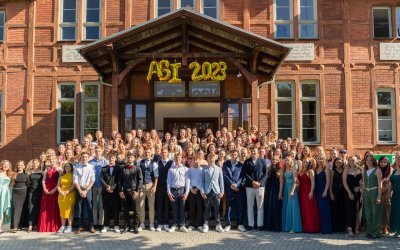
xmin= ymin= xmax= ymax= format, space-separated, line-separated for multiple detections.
xmin=0 ymin=229 xmax=399 ymax=250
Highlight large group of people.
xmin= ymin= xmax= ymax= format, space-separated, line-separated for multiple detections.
xmin=0 ymin=126 xmax=400 ymax=239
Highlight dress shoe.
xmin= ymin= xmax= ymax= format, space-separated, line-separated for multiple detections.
xmin=121 ymin=227 xmax=130 ymax=234
xmin=132 ymin=228 xmax=139 ymax=234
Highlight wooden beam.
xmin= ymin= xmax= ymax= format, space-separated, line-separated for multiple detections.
xmin=226 ymin=57 xmax=256 ymax=85
xmin=251 ymin=45 xmax=261 ymax=73
xmin=182 ymin=16 xmax=188 ymax=66
xmin=118 ymin=58 xmax=147 ymax=85
xmin=108 ymin=44 xmax=120 ymax=132
xmin=120 ymin=32 xmax=182 ymax=54
xmin=120 ymin=52 xmax=250 ymax=59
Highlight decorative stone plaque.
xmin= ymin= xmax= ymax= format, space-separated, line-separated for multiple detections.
xmin=62 ymin=45 xmax=86 ymax=63
xmin=285 ymin=43 xmax=315 ymax=61
xmin=380 ymin=43 xmax=400 ymax=60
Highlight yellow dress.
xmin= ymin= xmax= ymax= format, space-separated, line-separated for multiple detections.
xmin=57 ymin=172 xmax=76 ymax=219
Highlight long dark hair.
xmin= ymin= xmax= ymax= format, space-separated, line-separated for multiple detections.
xmin=378 ymin=156 xmax=391 ymax=178
xmin=62 ymin=162 xmax=74 ymax=175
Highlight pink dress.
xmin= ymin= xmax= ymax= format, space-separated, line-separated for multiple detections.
xmin=37 ymin=166 xmax=61 ymax=232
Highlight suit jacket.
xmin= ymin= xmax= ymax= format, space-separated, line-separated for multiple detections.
xmin=243 ymin=157 xmax=268 ymax=188
xmin=118 ymin=163 xmax=143 ymax=193
xmin=201 ymin=165 xmax=224 ymax=195
xmin=222 ymin=160 xmax=244 ymax=190
xmin=100 ymin=165 xmax=122 ymax=194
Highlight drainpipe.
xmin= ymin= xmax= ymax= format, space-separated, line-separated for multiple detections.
xmin=257 ymin=77 xmax=275 ymax=131
xmin=100 ymin=76 xmax=112 ymax=87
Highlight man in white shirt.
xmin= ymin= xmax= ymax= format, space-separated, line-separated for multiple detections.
xmin=73 ymin=151 xmax=96 ymax=234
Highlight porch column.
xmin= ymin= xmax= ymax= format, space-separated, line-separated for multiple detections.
xmin=111 ymin=72 xmax=119 ymax=132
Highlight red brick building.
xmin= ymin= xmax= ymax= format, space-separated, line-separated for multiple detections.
xmin=0 ymin=0 xmax=400 ymax=163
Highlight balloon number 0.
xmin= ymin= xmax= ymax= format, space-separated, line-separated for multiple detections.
xmin=147 ymin=60 xmax=227 ymax=83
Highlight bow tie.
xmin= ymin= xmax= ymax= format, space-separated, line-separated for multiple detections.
xmin=126 ymin=165 xmax=134 ymax=170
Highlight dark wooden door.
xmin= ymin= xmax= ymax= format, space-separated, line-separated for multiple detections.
xmin=164 ymin=117 xmax=219 ymax=137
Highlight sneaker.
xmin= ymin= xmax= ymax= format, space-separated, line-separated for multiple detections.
xmin=57 ymin=226 xmax=66 ymax=233
xmin=168 ymin=226 xmax=177 ymax=233
xmin=202 ymin=224 xmax=209 ymax=233
xmin=216 ymin=224 xmax=224 ymax=233
xmin=114 ymin=226 xmax=120 ymax=233
xmin=180 ymin=226 xmax=189 ymax=233
xmin=150 ymin=224 xmax=156 ymax=231
xmin=224 ymin=225 xmax=231 ymax=232
xmin=156 ymin=225 xmax=163 ymax=232
xmin=64 ymin=226 xmax=72 ymax=233
xmin=101 ymin=227 xmax=108 ymax=233
xmin=137 ymin=226 xmax=143 ymax=232
xmin=164 ymin=225 xmax=170 ymax=231
xmin=198 ymin=226 xmax=203 ymax=231
xmin=188 ymin=226 xmax=195 ymax=231
xmin=140 ymin=223 xmax=145 ymax=230
xmin=238 ymin=225 xmax=246 ymax=232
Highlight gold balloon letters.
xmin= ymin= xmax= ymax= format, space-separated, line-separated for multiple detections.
xmin=147 ymin=60 xmax=227 ymax=83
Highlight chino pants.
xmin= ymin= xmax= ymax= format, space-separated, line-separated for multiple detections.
xmin=102 ymin=191 xmax=120 ymax=227
xmin=121 ymin=191 xmax=139 ymax=228
xmin=156 ymin=188 xmax=170 ymax=225
xmin=136 ymin=183 xmax=156 ymax=225
xmin=246 ymin=187 xmax=265 ymax=227
xmin=204 ymin=190 xmax=221 ymax=225
xmin=364 ymin=189 xmax=382 ymax=237
xmin=76 ymin=190 xmax=94 ymax=228
xmin=188 ymin=191 xmax=203 ymax=227
xmin=170 ymin=187 xmax=186 ymax=227
xmin=226 ymin=188 xmax=245 ymax=226
xmin=92 ymin=187 xmax=104 ymax=226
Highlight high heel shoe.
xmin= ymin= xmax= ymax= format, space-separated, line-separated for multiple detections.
xmin=27 ymin=226 xmax=32 ymax=233
xmin=347 ymin=228 xmax=355 ymax=237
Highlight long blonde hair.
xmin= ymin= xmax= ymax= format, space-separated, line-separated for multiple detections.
xmin=0 ymin=160 xmax=13 ymax=177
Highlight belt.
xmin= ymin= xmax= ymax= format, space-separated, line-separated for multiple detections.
xmin=171 ymin=187 xmax=185 ymax=191
xmin=13 ymin=186 xmax=27 ymax=190
xmin=365 ymin=187 xmax=378 ymax=191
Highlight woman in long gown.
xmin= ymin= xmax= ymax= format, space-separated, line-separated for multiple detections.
xmin=0 ymin=160 xmax=12 ymax=234
xmin=264 ymin=156 xmax=282 ymax=231
xmin=378 ymin=156 xmax=392 ymax=235
xmin=279 ymin=156 xmax=302 ymax=233
xmin=315 ymin=156 xmax=332 ymax=234
xmin=298 ymin=159 xmax=320 ymax=233
xmin=343 ymin=156 xmax=362 ymax=236
xmin=330 ymin=157 xmax=346 ymax=233
xmin=390 ymin=152 xmax=400 ymax=236
xmin=37 ymin=156 xmax=61 ymax=232
xmin=11 ymin=161 xmax=29 ymax=233
xmin=27 ymin=159 xmax=43 ymax=232
xmin=57 ymin=162 xmax=76 ymax=233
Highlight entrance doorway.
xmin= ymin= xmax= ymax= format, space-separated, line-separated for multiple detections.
xmin=164 ymin=117 xmax=219 ymax=137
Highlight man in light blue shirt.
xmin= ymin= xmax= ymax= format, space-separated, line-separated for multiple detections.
xmin=89 ymin=146 xmax=109 ymax=230
xmin=201 ymin=154 xmax=224 ymax=233
xmin=187 ymin=155 xmax=204 ymax=231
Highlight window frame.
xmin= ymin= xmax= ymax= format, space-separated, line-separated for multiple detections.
xmin=274 ymin=0 xmax=294 ymax=39
xmin=0 ymin=11 xmax=5 ymax=42
xmin=81 ymin=82 xmax=100 ymax=139
xmin=223 ymin=100 xmax=251 ymax=132
xmin=376 ymin=89 xmax=396 ymax=144
xmin=122 ymin=102 xmax=151 ymax=132
xmin=57 ymin=82 xmax=76 ymax=144
xmin=300 ymin=80 xmax=320 ymax=144
xmin=59 ymin=0 xmax=78 ymax=41
xmin=155 ymin=0 xmax=173 ymax=17
xmin=275 ymin=81 xmax=295 ymax=139
xmin=396 ymin=7 xmax=400 ymax=38
xmin=83 ymin=0 xmax=102 ymax=41
xmin=372 ymin=6 xmax=392 ymax=38
xmin=178 ymin=0 xmax=197 ymax=10
xmin=201 ymin=0 xmax=220 ymax=19
xmin=298 ymin=0 xmax=318 ymax=39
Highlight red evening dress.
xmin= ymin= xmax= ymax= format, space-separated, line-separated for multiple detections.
xmin=37 ymin=166 xmax=61 ymax=232
xmin=298 ymin=171 xmax=320 ymax=233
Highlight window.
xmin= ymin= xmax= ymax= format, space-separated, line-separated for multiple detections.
xmin=276 ymin=81 xmax=294 ymax=139
xmin=300 ymin=81 xmax=319 ymax=143
xmin=225 ymin=102 xmax=251 ymax=131
xmin=57 ymin=83 xmax=75 ymax=143
xmin=0 ymin=11 xmax=4 ymax=42
xmin=376 ymin=89 xmax=395 ymax=143
xmin=396 ymin=7 xmax=400 ymax=37
xmin=373 ymin=7 xmax=391 ymax=38
xmin=156 ymin=0 xmax=172 ymax=17
xmin=84 ymin=0 xmax=101 ymax=40
xmin=274 ymin=0 xmax=293 ymax=38
xmin=124 ymin=103 xmax=149 ymax=131
xmin=81 ymin=83 xmax=100 ymax=138
xmin=299 ymin=0 xmax=317 ymax=38
xmin=179 ymin=0 xmax=196 ymax=10
xmin=60 ymin=0 xmax=77 ymax=40
xmin=202 ymin=0 xmax=219 ymax=19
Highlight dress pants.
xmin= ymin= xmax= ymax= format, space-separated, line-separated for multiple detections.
xmin=102 ymin=191 xmax=120 ymax=227
xmin=92 ymin=187 xmax=104 ymax=226
xmin=204 ymin=190 xmax=221 ymax=225
xmin=226 ymin=187 xmax=245 ymax=226
xmin=246 ymin=187 xmax=265 ymax=227
xmin=364 ymin=189 xmax=382 ymax=237
xmin=137 ymin=183 xmax=156 ymax=225
xmin=76 ymin=190 xmax=94 ymax=228
xmin=28 ymin=188 xmax=42 ymax=227
xmin=121 ymin=191 xmax=139 ymax=228
xmin=156 ymin=188 xmax=170 ymax=225
xmin=171 ymin=187 xmax=186 ymax=227
xmin=188 ymin=191 xmax=203 ymax=227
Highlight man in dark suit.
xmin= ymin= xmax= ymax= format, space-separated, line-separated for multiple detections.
xmin=222 ymin=149 xmax=246 ymax=232
xmin=100 ymin=153 xmax=122 ymax=233
xmin=243 ymin=147 xmax=268 ymax=230
xmin=118 ymin=151 xmax=143 ymax=234
xmin=156 ymin=147 xmax=173 ymax=232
